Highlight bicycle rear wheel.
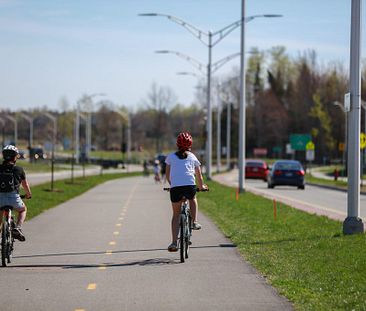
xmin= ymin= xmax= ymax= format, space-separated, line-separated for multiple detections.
xmin=179 ymin=214 xmax=185 ymax=263
xmin=1 ymin=222 xmax=9 ymax=267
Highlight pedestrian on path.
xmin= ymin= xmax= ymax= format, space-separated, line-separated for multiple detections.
xmin=165 ymin=132 xmax=208 ymax=252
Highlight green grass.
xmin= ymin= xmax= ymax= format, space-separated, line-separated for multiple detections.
xmin=16 ymin=160 xmax=70 ymax=173
xmin=198 ymin=181 xmax=366 ymax=311
xmin=25 ymin=172 xmax=140 ymax=220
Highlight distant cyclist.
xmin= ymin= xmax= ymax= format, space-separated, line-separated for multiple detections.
xmin=165 ymin=132 xmax=208 ymax=252
xmin=0 ymin=145 xmax=32 ymax=241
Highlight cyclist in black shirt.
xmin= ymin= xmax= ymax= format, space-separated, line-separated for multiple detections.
xmin=0 ymin=145 xmax=32 ymax=241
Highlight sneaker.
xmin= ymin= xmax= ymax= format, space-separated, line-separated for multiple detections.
xmin=192 ymin=222 xmax=202 ymax=230
xmin=168 ymin=242 xmax=178 ymax=252
xmin=12 ymin=227 xmax=26 ymax=242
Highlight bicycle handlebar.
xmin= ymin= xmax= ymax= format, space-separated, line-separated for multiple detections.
xmin=163 ymin=187 xmax=209 ymax=192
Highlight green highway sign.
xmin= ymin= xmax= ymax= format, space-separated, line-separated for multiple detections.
xmin=290 ymin=134 xmax=311 ymax=151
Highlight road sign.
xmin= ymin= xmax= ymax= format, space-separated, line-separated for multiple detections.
xmin=306 ymin=141 xmax=315 ymax=150
xmin=361 ymin=133 xmax=366 ymax=149
xmin=344 ymin=92 xmax=351 ymax=112
xmin=290 ymin=134 xmax=311 ymax=151
xmin=286 ymin=143 xmax=294 ymax=155
xmin=306 ymin=150 xmax=315 ymax=161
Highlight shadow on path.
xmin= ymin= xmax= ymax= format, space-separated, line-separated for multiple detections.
xmin=14 ymin=243 xmax=237 ymax=260
xmin=7 ymin=258 xmax=179 ymax=270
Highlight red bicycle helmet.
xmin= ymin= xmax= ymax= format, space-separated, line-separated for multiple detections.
xmin=176 ymin=132 xmax=193 ymax=151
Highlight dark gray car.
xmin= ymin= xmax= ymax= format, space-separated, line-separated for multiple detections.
xmin=267 ymin=160 xmax=305 ymax=189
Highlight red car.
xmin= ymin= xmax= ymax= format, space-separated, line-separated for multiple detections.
xmin=245 ymin=159 xmax=269 ymax=181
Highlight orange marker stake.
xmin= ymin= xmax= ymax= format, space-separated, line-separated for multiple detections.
xmin=236 ymin=188 xmax=239 ymax=201
xmin=273 ymin=199 xmax=277 ymax=221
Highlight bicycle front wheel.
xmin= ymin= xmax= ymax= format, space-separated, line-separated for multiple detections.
xmin=185 ymin=215 xmax=192 ymax=259
xmin=179 ymin=214 xmax=185 ymax=263
xmin=1 ymin=222 xmax=9 ymax=267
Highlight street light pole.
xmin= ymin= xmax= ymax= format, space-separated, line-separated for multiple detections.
xmin=43 ymin=112 xmax=57 ymax=192
xmin=75 ymin=93 xmax=105 ymax=164
xmin=5 ymin=115 xmax=17 ymax=145
xmin=216 ymin=84 xmax=222 ymax=173
xmin=0 ymin=118 xmax=4 ymax=147
xmin=206 ymin=32 xmax=213 ymax=178
xmin=227 ymin=100 xmax=231 ymax=170
xmin=141 ymin=12 xmax=282 ymax=180
xmin=343 ymin=0 xmax=364 ymax=234
xmin=239 ymin=0 xmax=247 ymax=192
xmin=19 ymin=113 xmax=33 ymax=159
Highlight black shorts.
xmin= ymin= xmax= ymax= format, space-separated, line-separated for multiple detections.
xmin=170 ymin=185 xmax=196 ymax=203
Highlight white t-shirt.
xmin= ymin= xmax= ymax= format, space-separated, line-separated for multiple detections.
xmin=165 ymin=151 xmax=201 ymax=187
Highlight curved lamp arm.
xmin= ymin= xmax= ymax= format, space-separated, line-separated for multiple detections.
xmin=155 ymin=50 xmax=206 ymax=74
xmin=139 ymin=13 xmax=208 ymax=46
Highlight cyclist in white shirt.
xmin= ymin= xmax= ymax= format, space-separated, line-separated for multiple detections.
xmin=165 ymin=132 xmax=208 ymax=252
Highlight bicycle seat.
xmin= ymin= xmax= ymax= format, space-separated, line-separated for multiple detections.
xmin=0 ymin=205 xmax=13 ymax=211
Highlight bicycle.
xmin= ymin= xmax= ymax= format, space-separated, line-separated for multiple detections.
xmin=1 ymin=194 xmax=28 ymax=267
xmin=164 ymin=187 xmax=208 ymax=263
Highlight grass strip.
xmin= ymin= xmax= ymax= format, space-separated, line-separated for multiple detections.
xmin=198 ymin=181 xmax=366 ymax=311
xmin=25 ymin=172 xmax=140 ymax=220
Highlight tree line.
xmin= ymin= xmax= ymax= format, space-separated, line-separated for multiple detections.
xmin=1 ymin=46 xmax=365 ymax=164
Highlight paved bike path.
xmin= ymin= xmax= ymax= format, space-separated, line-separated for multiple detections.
xmin=4 ymin=176 xmax=292 ymax=311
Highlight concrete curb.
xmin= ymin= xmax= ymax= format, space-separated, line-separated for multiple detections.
xmin=307 ymin=182 xmax=366 ymax=195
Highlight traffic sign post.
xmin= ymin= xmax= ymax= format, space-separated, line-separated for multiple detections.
xmin=305 ymin=141 xmax=315 ymax=174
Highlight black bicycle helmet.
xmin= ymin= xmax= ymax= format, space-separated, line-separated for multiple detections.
xmin=2 ymin=145 xmax=19 ymax=161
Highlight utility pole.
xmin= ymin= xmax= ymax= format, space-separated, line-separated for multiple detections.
xmin=343 ymin=0 xmax=364 ymax=234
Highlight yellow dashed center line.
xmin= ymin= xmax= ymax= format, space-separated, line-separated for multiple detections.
xmin=105 ymin=250 xmax=113 ymax=255
xmin=113 ymin=231 xmax=119 ymax=235
xmin=87 ymin=283 xmax=97 ymax=290
xmin=109 ymin=241 xmax=116 ymax=246
xmin=118 ymin=217 xmax=124 ymax=220
xmin=98 ymin=265 xmax=107 ymax=270
xmin=75 ymin=309 xmax=85 ymax=311
xmin=116 ymin=223 xmax=122 ymax=227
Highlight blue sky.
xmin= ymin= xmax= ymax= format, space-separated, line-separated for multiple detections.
xmin=0 ymin=0 xmax=363 ymax=111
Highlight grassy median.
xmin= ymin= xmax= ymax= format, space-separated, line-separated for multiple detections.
xmin=25 ymin=172 xmax=140 ymax=220
xmin=198 ymin=181 xmax=366 ymax=311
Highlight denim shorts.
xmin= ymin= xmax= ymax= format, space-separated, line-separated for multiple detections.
xmin=0 ymin=192 xmax=25 ymax=211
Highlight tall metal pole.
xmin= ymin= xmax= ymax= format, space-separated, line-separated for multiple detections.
xmin=51 ymin=117 xmax=57 ymax=191
xmin=127 ymin=113 xmax=131 ymax=163
xmin=206 ymin=32 xmax=213 ymax=179
xmin=75 ymin=102 xmax=80 ymax=164
xmin=86 ymin=112 xmax=92 ymax=161
xmin=238 ymin=0 xmax=246 ymax=192
xmin=227 ymin=102 xmax=231 ymax=170
xmin=5 ymin=116 xmax=17 ymax=146
xmin=343 ymin=0 xmax=364 ymax=234
xmin=19 ymin=113 xmax=33 ymax=155
xmin=0 ymin=118 xmax=4 ymax=147
xmin=216 ymin=87 xmax=221 ymax=173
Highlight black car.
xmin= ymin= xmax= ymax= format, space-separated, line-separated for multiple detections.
xmin=267 ymin=160 xmax=305 ymax=190
xmin=29 ymin=148 xmax=45 ymax=160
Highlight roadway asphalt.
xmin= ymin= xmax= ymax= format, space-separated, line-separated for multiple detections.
xmin=213 ymin=169 xmax=366 ymax=222
xmin=3 ymin=176 xmax=292 ymax=311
